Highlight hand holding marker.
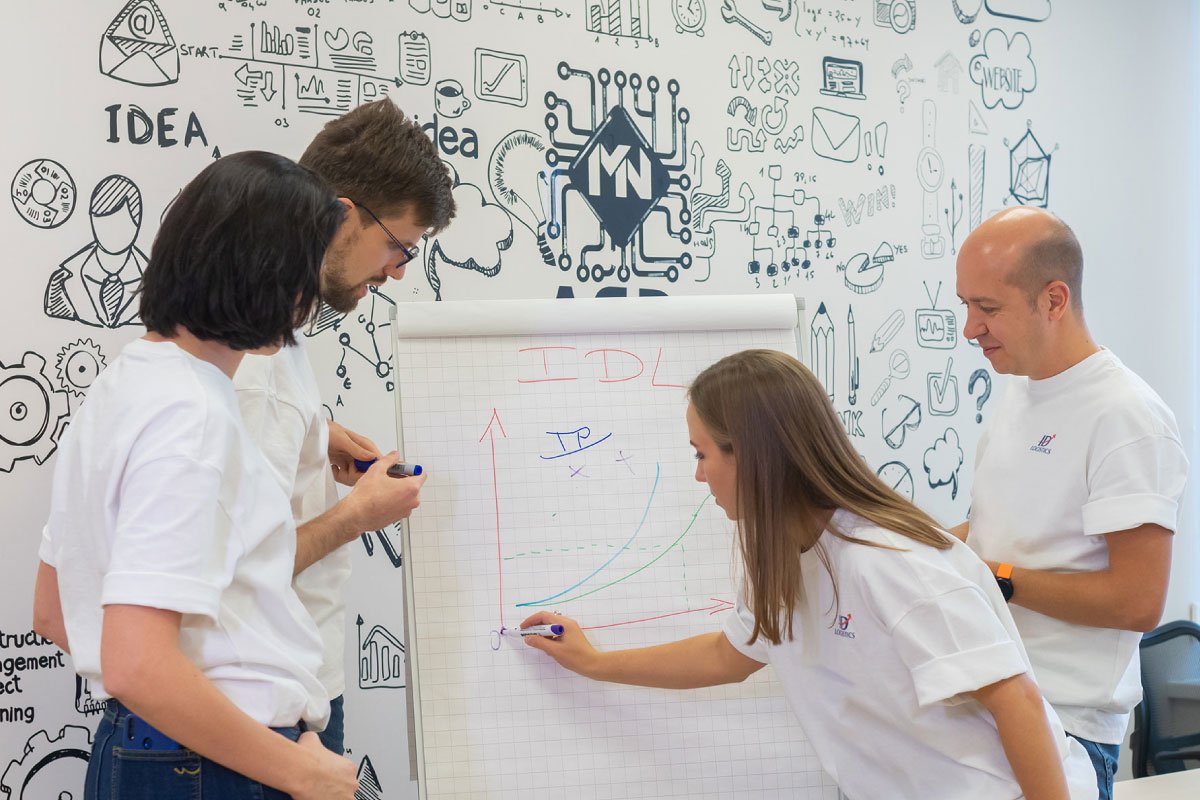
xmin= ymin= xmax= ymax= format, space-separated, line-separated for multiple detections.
xmin=354 ymin=458 xmax=424 ymax=478
xmin=502 ymin=624 xmax=564 ymax=638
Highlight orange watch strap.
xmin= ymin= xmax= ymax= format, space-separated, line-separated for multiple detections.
xmin=996 ymin=563 xmax=1014 ymax=580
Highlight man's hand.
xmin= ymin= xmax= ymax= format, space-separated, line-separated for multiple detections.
xmin=341 ymin=452 xmax=427 ymax=533
xmin=327 ymin=420 xmax=381 ymax=486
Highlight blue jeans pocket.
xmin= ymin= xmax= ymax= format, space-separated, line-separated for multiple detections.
xmin=112 ymin=747 xmax=202 ymax=800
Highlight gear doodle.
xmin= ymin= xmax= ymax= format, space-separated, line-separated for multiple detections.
xmin=1 ymin=725 xmax=92 ymax=800
xmin=0 ymin=352 xmax=71 ymax=472
xmin=55 ymin=339 xmax=107 ymax=398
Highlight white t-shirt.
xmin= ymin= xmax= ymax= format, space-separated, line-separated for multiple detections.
xmin=235 ymin=343 xmax=350 ymax=698
xmin=41 ymin=339 xmax=330 ymax=729
xmin=967 ymin=348 xmax=1188 ymax=744
xmin=722 ymin=511 xmax=1096 ymax=800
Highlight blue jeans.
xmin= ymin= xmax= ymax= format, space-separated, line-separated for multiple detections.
xmin=318 ymin=694 xmax=345 ymax=755
xmin=85 ymin=700 xmax=303 ymax=800
xmin=1069 ymin=733 xmax=1118 ymax=800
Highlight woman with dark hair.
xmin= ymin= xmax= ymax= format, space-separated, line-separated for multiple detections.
xmin=33 ymin=152 xmax=358 ymax=800
xmin=521 ymin=349 xmax=1097 ymax=800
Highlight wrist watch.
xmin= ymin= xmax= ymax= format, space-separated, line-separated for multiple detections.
xmin=995 ymin=563 xmax=1014 ymax=602
xmin=916 ymin=99 xmax=946 ymax=259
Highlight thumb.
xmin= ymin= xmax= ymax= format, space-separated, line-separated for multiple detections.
xmin=370 ymin=451 xmax=401 ymax=472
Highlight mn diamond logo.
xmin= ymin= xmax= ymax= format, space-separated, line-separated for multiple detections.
xmin=568 ymin=106 xmax=669 ymax=246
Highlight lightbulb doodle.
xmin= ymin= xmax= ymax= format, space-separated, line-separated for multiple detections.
xmin=543 ymin=62 xmax=693 ymax=285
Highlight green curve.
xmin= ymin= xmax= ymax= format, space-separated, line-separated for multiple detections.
xmin=530 ymin=494 xmax=712 ymax=606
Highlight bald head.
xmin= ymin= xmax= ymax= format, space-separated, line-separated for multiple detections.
xmin=961 ymin=208 xmax=1084 ymax=311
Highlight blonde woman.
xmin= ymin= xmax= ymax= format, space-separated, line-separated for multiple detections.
xmin=522 ymin=349 xmax=1097 ymax=800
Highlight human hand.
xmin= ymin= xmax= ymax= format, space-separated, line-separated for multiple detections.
xmin=341 ymin=451 xmax=426 ymax=534
xmin=292 ymin=731 xmax=357 ymax=800
xmin=327 ymin=420 xmax=381 ymax=486
xmin=517 ymin=611 xmax=601 ymax=678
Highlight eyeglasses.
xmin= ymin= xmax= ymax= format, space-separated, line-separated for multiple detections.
xmin=350 ymin=200 xmax=420 ymax=268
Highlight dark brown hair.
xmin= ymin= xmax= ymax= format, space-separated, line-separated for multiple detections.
xmin=689 ymin=349 xmax=951 ymax=646
xmin=299 ymin=99 xmax=455 ymax=233
xmin=139 ymin=151 xmax=343 ymax=349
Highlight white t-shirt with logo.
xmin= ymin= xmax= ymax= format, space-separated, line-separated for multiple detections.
xmin=236 ymin=342 xmax=350 ymax=699
xmin=41 ymin=339 xmax=330 ymax=729
xmin=967 ymin=348 xmax=1187 ymax=744
xmin=722 ymin=511 xmax=1096 ymax=800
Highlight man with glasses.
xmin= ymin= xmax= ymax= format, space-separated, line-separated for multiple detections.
xmin=234 ymin=99 xmax=457 ymax=755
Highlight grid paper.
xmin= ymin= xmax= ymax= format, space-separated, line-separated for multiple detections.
xmin=395 ymin=310 xmax=837 ymax=799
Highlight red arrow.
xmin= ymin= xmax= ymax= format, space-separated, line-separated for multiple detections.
xmin=581 ymin=597 xmax=735 ymax=631
xmin=479 ymin=409 xmax=508 ymax=628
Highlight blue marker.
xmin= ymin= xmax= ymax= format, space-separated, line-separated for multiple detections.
xmin=503 ymin=624 xmax=564 ymax=638
xmin=354 ymin=459 xmax=424 ymax=478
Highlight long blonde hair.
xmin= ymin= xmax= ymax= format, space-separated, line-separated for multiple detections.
xmin=688 ymin=349 xmax=951 ymax=645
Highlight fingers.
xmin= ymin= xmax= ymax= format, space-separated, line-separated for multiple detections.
xmin=345 ymin=428 xmax=382 ymax=457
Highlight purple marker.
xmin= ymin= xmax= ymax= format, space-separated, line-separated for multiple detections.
xmin=503 ymin=624 xmax=564 ymax=638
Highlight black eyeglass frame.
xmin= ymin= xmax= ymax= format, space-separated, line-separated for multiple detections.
xmin=349 ymin=199 xmax=420 ymax=267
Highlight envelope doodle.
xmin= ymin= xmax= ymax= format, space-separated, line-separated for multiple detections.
xmin=100 ymin=0 xmax=179 ymax=87
xmin=811 ymin=107 xmax=861 ymax=163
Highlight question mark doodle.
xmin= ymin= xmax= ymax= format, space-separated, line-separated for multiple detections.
xmin=968 ymin=369 xmax=992 ymax=423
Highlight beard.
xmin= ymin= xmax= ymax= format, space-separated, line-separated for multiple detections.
xmin=320 ymin=246 xmax=365 ymax=314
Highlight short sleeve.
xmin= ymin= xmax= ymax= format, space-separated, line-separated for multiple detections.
xmin=720 ymin=583 xmax=771 ymax=664
xmin=101 ymin=456 xmax=239 ymax=619
xmin=1082 ymin=435 xmax=1189 ymax=536
xmin=39 ymin=525 xmax=55 ymax=565
xmin=234 ymin=356 xmax=307 ymax=500
xmin=891 ymin=586 xmax=1027 ymax=707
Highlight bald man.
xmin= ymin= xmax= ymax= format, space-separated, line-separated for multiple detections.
xmin=953 ymin=208 xmax=1188 ymax=798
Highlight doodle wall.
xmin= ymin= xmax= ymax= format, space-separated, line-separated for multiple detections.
xmin=3 ymin=0 xmax=1196 ymax=796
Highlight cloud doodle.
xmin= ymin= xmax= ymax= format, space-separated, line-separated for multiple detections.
xmin=969 ymin=29 xmax=1037 ymax=110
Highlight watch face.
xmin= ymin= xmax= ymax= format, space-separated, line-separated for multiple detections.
xmin=673 ymin=0 xmax=705 ymax=31
xmin=996 ymin=576 xmax=1014 ymax=602
xmin=917 ymin=147 xmax=944 ymax=191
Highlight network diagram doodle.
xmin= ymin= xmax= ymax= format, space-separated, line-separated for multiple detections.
xmin=0 ymin=725 xmax=92 ymax=800
xmin=746 ymin=165 xmax=837 ymax=287
xmin=543 ymin=62 xmax=693 ymax=285
xmin=10 ymin=159 xmax=76 ymax=230
xmin=220 ymin=20 xmax=405 ymax=118
xmin=1006 ymin=122 xmax=1055 ymax=207
xmin=45 ymin=175 xmax=148 ymax=330
xmin=100 ymin=0 xmax=179 ymax=86
xmin=0 ymin=352 xmax=71 ymax=474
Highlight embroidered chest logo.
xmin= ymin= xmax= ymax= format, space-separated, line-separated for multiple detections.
xmin=835 ymin=613 xmax=856 ymax=639
xmin=1029 ymin=434 xmax=1056 ymax=455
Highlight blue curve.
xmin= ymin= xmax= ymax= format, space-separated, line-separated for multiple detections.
xmin=515 ymin=463 xmax=661 ymax=607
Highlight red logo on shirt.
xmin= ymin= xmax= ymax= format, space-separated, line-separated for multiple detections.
xmin=1030 ymin=434 xmax=1056 ymax=454
xmin=835 ymin=613 xmax=856 ymax=639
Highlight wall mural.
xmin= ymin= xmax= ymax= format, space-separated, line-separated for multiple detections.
xmin=3 ymin=1 xmax=1072 ymax=796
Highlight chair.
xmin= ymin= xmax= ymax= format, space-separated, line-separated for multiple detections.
xmin=1132 ymin=620 xmax=1200 ymax=777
